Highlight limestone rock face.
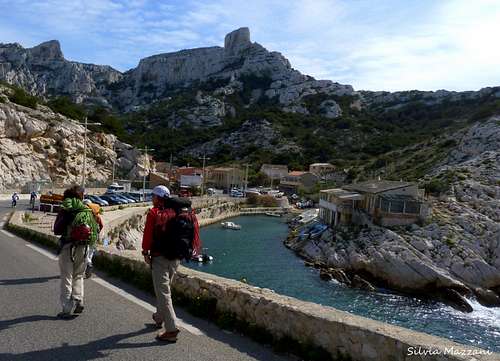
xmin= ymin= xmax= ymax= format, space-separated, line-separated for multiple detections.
xmin=168 ymin=92 xmax=227 ymax=128
xmin=0 ymin=41 xmax=122 ymax=105
xmin=0 ymin=28 xmax=356 ymax=116
xmin=224 ymin=27 xmax=252 ymax=57
xmin=319 ymin=100 xmax=342 ymax=119
xmin=0 ymin=86 xmax=142 ymax=190
xmin=285 ymin=117 xmax=500 ymax=309
xmin=184 ymin=118 xmax=302 ymax=158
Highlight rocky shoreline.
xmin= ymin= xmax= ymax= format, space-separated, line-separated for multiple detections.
xmin=284 ymin=117 xmax=500 ymax=313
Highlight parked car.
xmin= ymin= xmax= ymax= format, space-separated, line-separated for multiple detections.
xmin=85 ymin=195 xmax=109 ymax=207
xmin=99 ymin=194 xmax=125 ymax=205
xmin=230 ymin=190 xmax=244 ymax=198
xmin=179 ymin=187 xmax=192 ymax=198
xmin=124 ymin=192 xmax=142 ymax=202
xmin=116 ymin=193 xmax=137 ymax=203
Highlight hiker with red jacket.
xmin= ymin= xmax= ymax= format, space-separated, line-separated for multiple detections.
xmin=53 ymin=186 xmax=99 ymax=319
xmin=142 ymin=185 xmax=200 ymax=342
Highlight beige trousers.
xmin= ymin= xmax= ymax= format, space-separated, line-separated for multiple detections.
xmin=58 ymin=243 xmax=87 ymax=313
xmin=152 ymin=256 xmax=180 ymax=332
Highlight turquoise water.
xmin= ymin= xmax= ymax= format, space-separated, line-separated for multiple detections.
xmin=185 ymin=215 xmax=500 ymax=352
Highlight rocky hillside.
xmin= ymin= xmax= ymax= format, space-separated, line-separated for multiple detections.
xmin=285 ymin=116 xmax=500 ymax=311
xmin=0 ymin=84 xmax=146 ymax=190
xmin=1 ymin=27 xmax=500 ymax=171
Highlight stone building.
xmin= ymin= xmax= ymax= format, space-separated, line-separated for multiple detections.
xmin=260 ymin=164 xmax=288 ymax=180
xmin=207 ymin=167 xmax=244 ymax=192
xmin=319 ymin=180 xmax=428 ymax=227
xmin=309 ymin=163 xmax=335 ymax=176
xmin=279 ymin=171 xmax=319 ymax=195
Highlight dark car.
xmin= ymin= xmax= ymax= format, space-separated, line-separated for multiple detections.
xmin=99 ymin=194 xmax=125 ymax=205
xmin=124 ymin=192 xmax=142 ymax=202
xmin=113 ymin=194 xmax=135 ymax=203
xmin=86 ymin=195 xmax=109 ymax=207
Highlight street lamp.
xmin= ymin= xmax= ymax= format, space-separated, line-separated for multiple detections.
xmin=138 ymin=146 xmax=155 ymax=201
xmin=199 ymin=154 xmax=210 ymax=196
xmin=77 ymin=117 xmax=101 ymax=189
xmin=111 ymin=143 xmax=116 ymax=184
xmin=243 ymin=163 xmax=250 ymax=195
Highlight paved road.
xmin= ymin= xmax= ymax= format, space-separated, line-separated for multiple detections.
xmin=0 ymin=200 xmax=291 ymax=361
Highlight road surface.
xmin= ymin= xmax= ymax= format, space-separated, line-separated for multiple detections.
xmin=0 ymin=200 xmax=291 ymax=361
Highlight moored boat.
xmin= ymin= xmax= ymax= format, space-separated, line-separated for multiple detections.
xmin=221 ymin=221 xmax=242 ymax=230
xmin=265 ymin=212 xmax=282 ymax=217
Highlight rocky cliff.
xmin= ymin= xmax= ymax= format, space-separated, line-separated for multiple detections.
xmin=1 ymin=27 xmax=499 ymax=173
xmin=285 ymin=117 xmax=500 ymax=311
xmin=0 ymin=84 xmax=145 ymax=190
xmin=0 ymin=40 xmax=122 ymax=106
xmin=0 ymin=28 xmax=354 ymax=112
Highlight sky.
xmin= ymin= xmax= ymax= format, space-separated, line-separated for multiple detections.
xmin=1 ymin=0 xmax=499 ymax=92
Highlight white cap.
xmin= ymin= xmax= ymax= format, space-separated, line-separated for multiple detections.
xmin=152 ymin=185 xmax=170 ymax=198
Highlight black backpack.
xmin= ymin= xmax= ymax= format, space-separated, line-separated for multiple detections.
xmin=152 ymin=197 xmax=195 ymax=261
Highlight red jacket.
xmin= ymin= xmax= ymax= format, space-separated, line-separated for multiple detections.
xmin=142 ymin=206 xmax=201 ymax=256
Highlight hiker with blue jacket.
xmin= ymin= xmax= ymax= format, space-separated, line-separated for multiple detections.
xmin=53 ymin=185 xmax=99 ymax=319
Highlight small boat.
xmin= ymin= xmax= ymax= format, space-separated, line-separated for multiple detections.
xmin=191 ymin=254 xmax=214 ymax=263
xmin=265 ymin=212 xmax=282 ymax=217
xmin=221 ymin=221 xmax=241 ymax=230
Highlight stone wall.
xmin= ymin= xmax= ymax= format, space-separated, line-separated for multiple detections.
xmin=6 ymin=211 xmax=497 ymax=361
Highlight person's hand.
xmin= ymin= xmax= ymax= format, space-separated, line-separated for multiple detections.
xmin=144 ymin=255 xmax=151 ymax=265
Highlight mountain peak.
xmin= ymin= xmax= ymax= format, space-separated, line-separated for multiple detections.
xmin=224 ymin=27 xmax=252 ymax=57
xmin=29 ymin=40 xmax=64 ymax=60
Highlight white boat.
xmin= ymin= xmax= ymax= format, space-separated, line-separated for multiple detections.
xmin=221 ymin=221 xmax=242 ymax=230
xmin=265 ymin=212 xmax=282 ymax=217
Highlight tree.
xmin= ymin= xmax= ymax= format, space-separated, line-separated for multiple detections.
xmin=249 ymin=171 xmax=271 ymax=187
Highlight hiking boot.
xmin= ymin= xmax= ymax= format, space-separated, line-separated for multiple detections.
xmin=74 ymin=302 xmax=84 ymax=314
xmin=85 ymin=266 xmax=93 ymax=279
xmin=57 ymin=312 xmax=73 ymax=319
xmin=152 ymin=313 xmax=162 ymax=329
xmin=156 ymin=329 xmax=180 ymax=343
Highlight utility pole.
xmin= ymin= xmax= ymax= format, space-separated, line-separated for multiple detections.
xmin=138 ymin=146 xmax=155 ymax=201
xmin=243 ymin=163 xmax=250 ymax=195
xmin=77 ymin=117 xmax=101 ymax=189
xmin=199 ymin=154 xmax=210 ymax=196
xmin=112 ymin=143 xmax=116 ymax=184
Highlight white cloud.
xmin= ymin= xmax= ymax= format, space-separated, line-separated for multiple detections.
xmin=1 ymin=0 xmax=499 ymax=90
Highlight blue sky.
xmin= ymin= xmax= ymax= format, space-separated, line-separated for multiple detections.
xmin=1 ymin=0 xmax=499 ymax=91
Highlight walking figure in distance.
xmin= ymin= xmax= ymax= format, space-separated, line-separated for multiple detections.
xmin=30 ymin=190 xmax=37 ymax=211
xmin=11 ymin=192 xmax=19 ymax=207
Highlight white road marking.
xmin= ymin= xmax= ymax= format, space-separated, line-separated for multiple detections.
xmin=22 ymin=242 xmax=203 ymax=336
xmin=1 ymin=230 xmax=15 ymax=238
xmin=25 ymin=243 xmax=58 ymax=260
xmin=92 ymin=277 xmax=204 ymax=336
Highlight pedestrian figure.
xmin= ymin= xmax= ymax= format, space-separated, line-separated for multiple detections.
xmin=83 ymin=199 xmax=104 ymax=279
xmin=11 ymin=192 xmax=19 ymax=207
xmin=30 ymin=190 xmax=37 ymax=211
xmin=142 ymin=185 xmax=200 ymax=342
xmin=53 ymin=186 xmax=99 ymax=318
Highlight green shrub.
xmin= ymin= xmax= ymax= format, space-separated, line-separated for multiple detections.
xmin=8 ymin=87 xmax=39 ymax=109
xmin=47 ymin=96 xmax=86 ymax=120
xmin=246 ymin=194 xmax=278 ymax=207
xmin=424 ymin=178 xmax=450 ymax=195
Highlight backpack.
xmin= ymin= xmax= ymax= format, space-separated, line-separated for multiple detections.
xmin=152 ymin=197 xmax=197 ymax=260
xmin=67 ymin=210 xmax=94 ymax=245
